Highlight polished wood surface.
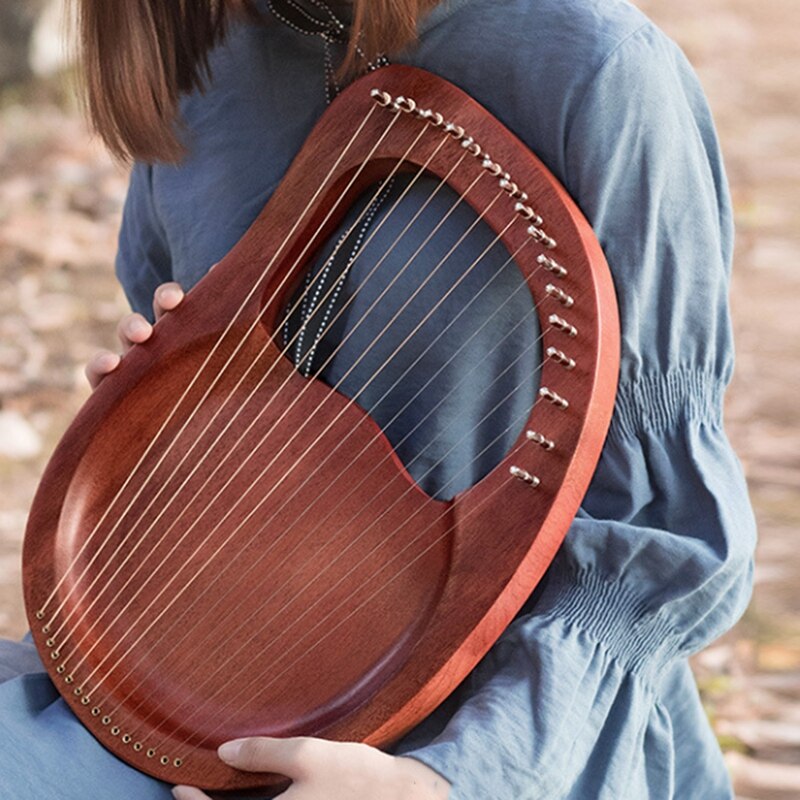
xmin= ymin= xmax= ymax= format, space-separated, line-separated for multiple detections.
xmin=23 ymin=66 xmax=619 ymax=791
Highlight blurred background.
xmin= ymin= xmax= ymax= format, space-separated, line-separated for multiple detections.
xmin=0 ymin=1 xmax=797 ymax=796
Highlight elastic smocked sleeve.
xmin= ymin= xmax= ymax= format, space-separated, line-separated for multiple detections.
xmin=115 ymin=162 xmax=173 ymax=321
xmin=397 ymin=24 xmax=756 ymax=800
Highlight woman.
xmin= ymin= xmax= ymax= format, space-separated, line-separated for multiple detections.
xmin=0 ymin=1 xmax=755 ymax=798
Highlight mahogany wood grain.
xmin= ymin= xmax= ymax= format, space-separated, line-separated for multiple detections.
xmin=23 ymin=66 xmax=619 ymax=792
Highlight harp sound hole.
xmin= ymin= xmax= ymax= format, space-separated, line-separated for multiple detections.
xmin=283 ymin=174 xmax=541 ymax=500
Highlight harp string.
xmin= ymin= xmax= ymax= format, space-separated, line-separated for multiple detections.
xmin=169 ymin=329 xmax=550 ymax=755
xmin=87 ymin=214 xmax=552 ymax=752
xmin=102 ymin=237 xmax=534 ymax=718
xmin=55 ymin=143 xmax=471 ymax=668
xmin=49 ymin=120 xmax=439 ymax=649
xmin=189 ymin=429 xmax=534 ymax=757
xmin=48 ymin=112 xmax=556 ymax=752
xmin=38 ymin=103 xmax=388 ymax=625
xmin=106 ymin=259 xmax=538 ymax=726
xmin=70 ymin=173 xmax=500 ymax=686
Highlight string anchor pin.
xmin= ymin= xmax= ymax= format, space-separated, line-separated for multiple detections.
xmin=444 ymin=121 xmax=465 ymax=139
xmin=526 ymin=430 xmax=556 ymax=450
xmin=370 ymin=88 xmax=392 ymax=107
xmin=514 ymin=202 xmax=543 ymax=226
xmin=417 ymin=108 xmax=444 ymax=126
xmin=392 ymin=96 xmax=416 ymax=114
xmin=549 ymin=314 xmax=578 ymax=338
xmin=547 ymin=346 xmax=577 ymax=370
xmin=482 ymin=156 xmax=502 ymax=176
xmin=546 ymin=283 xmax=574 ymax=307
xmin=537 ymin=254 xmax=568 ymax=277
xmin=460 ymin=136 xmax=482 ymax=157
xmin=539 ymin=387 xmax=569 ymax=409
xmin=528 ymin=225 xmax=557 ymax=249
xmin=510 ymin=466 xmax=541 ymax=487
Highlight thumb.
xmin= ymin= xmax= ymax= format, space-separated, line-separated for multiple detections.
xmin=218 ymin=736 xmax=322 ymax=777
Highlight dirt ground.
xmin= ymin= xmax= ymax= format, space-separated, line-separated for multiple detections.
xmin=0 ymin=0 xmax=798 ymax=796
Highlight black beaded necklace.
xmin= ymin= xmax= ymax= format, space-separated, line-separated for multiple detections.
xmin=266 ymin=0 xmax=388 ymax=102
xmin=268 ymin=0 xmax=394 ymax=376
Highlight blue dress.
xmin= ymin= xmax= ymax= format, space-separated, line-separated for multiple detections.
xmin=0 ymin=1 xmax=756 ymax=798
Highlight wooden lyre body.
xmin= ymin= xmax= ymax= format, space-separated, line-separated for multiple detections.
xmin=23 ymin=66 xmax=619 ymax=791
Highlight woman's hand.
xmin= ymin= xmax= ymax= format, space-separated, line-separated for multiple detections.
xmin=85 ymin=282 xmax=185 ymax=389
xmin=171 ymin=737 xmax=451 ymax=800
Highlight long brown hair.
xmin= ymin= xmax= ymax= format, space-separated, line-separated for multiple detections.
xmin=71 ymin=0 xmax=438 ymax=164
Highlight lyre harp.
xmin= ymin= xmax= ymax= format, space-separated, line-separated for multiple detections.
xmin=23 ymin=66 xmax=619 ymax=791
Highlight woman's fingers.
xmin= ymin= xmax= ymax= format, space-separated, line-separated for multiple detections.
xmin=85 ymin=350 xmax=121 ymax=390
xmin=88 ymin=283 xmax=185 ymax=392
xmin=116 ymin=312 xmax=152 ymax=353
xmin=153 ymin=281 xmax=185 ymax=321
xmin=171 ymin=787 xmax=210 ymax=800
xmin=87 ymin=312 xmax=150 ymax=390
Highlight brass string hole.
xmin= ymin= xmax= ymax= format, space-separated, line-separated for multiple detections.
xmin=546 ymin=284 xmax=574 ymax=308
xmin=510 ymin=466 xmax=541 ymax=487
xmin=537 ymin=254 xmax=568 ymax=277
xmin=111 ymin=726 xmax=121 ymax=736
xmin=35 ymin=610 xmax=45 ymax=620
xmin=526 ymin=430 xmax=556 ymax=450
xmin=91 ymin=707 xmax=101 ymax=717
xmin=73 ymin=687 xmax=82 ymax=696
xmin=548 ymin=314 xmax=578 ymax=338
xmin=45 ymin=637 xmax=55 ymax=647
xmin=50 ymin=651 xmax=60 ymax=660
xmin=56 ymin=665 xmax=65 ymax=674
xmin=527 ymin=225 xmax=557 ymax=249
xmin=546 ymin=346 xmax=577 ymax=370
xmin=133 ymin=743 xmax=143 ymax=752
xmin=539 ymin=387 xmax=569 ymax=409
xmin=64 ymin=675 xmax=74 ymax=684
xmin=370 ymin=88 xmax=392 ymax=107
xmin=174 ymin=759 xmax=183 ymax=768
xmin=146 ymin=749 xmax=157 ymax=759
xmin=122 ymin=734 xmax=132 ymax=744
xmin=80 ymin=697 xmax=90 ymax=706
xmin=101 ymin=716 xmax=112 ymax=726
xmin=160 ymin=756 xmax=170 ymax=766
xmin=42 ymin=625 xmax=50 ymax=634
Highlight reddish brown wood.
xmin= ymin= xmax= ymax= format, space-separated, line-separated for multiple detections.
xmin=22 ymin=66 xmax=619 ymax=792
